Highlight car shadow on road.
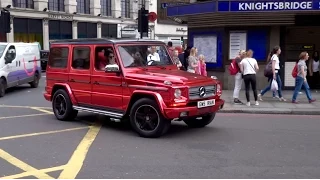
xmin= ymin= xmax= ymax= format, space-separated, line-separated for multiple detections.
xmin=75 ymin=113 xmax=221 ymax=138
xmin=4 ymin=85 xmax=32 ymax=96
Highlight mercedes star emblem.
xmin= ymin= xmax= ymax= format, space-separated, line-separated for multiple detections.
xmin=199 ymin=86 xmax=206 ymax=97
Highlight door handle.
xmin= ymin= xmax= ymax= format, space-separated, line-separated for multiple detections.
xmin=19 ymin=61 xmax=21 ymax=66
xmin=16 ymin=61 xmax=18 ymax=66
xmin=93 ymin=81 xmax=99 ymax=85
xmin=70 ymin=79 xmax=75 ymax=82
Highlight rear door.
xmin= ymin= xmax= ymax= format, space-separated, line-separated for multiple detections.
xmin=68 ymin=45 xmax=92 ymax=105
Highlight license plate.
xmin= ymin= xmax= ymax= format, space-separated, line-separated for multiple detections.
xmin=197 ymin=99 xmax=215 ymax=108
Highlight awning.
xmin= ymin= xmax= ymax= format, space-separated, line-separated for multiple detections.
xmin=166 ymin=0 xmax=320 ymax=27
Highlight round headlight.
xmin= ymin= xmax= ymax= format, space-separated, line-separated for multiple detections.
xmin=174 ymin=89 xmax=181 ymax=98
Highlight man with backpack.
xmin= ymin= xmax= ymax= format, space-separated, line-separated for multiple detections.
xmin=229 ymin=50 xmax=246 ymax=104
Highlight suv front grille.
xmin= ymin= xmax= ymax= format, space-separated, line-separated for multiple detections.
xmin=189 ymin=85 xmax=216 ymax=100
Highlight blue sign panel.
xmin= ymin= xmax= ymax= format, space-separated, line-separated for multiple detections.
xmin=167 ymin=1 xmax=216 ymax=17
xmin=228 ymin=0 xmax=320 ymax=12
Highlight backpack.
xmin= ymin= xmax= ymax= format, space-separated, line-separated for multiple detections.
xmin=292 ymin=63 xmax=298 ymax=78
xmin=228 ymin=59 xmax=239 ymax=75
xmin=264 ymin=60 xmax=273 ymax=77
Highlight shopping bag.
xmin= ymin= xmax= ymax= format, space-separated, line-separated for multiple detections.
xmin=271 ymin=79 xmax=278 ymax=91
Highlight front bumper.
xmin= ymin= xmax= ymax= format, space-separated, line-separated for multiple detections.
xmin=163 ymin=99 xmax=225 ymax=119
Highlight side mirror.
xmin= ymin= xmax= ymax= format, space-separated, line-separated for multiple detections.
xmin=105 ymin=64 xmax=120 ymax=73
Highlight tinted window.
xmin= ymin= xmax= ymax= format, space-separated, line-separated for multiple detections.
xmin=72 ymin=47 xmax=91 ymax=69
xmin=48 ymin=47 xmax=69 ymax=68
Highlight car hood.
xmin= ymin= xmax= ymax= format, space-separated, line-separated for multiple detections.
xmin=126 ymin=69 xmax=215 ymax=85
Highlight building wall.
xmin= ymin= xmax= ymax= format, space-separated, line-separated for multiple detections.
xmin=0 ymin=0 xmax=139 ymax=49
xmin=150 ymin=0 xmax=188 ymax=40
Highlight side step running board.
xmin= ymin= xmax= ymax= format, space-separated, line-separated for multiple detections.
xmin=73 ymin=106 xmax=123 ymax=118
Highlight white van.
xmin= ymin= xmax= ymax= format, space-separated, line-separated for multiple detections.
xmin=0 ymin=42 xmax=41 ymax=97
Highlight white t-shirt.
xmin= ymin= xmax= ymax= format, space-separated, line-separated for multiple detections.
xmin=271 ymin=54 xmax=280 ymax=71
xmin=241 ymin=58 xmax=257 ymax=75
xmin=147 ymin=52 xmax=160 ymax=65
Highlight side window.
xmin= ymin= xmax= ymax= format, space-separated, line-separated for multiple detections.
xmin=72 ymin=47 xmax=91 ymax=70
xmin=94 ymin=47 xmax=116 ymax=71
xmin=48 ymin=47 xmax=69 ymax=68
xmin=5 ymin=46 xmax=16 ymax=63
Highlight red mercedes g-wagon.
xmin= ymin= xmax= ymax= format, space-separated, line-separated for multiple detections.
xmin=44 ymin=38 xmax=224 ymax=138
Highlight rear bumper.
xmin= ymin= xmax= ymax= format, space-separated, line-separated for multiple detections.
xmin=163 ymin=99 xmax=225 ymax=119
xmin=44 ymin=93 xmax=51 ymax=101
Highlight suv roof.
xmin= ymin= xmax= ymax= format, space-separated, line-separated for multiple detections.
xmin=49 ymin=38 xmax=167 ymax=45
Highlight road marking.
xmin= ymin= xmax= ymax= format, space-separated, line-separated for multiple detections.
xmin=0 ymin=165 xmax=66 ymax=179
xmin=0 ymin=127 xmax=89 ymax=141
xmin=58 ymin=124 xmax=101 ymax=179
xmin=0 ymin=105 xmax=51 ymax=109
xmin=0 ymin=113 xmax=49 ymax=120
xmin=0 ymin=149 xmax=54 ymax=179
xmin=30 ymin=107 xmax=53 ymax=114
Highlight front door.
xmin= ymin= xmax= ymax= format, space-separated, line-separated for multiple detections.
xmin=91 ymin=46 xmax=123 ymax=114
xmin=68 ymin=45 xmax=92 ymax=105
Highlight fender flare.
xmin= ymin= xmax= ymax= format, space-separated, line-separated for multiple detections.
xmin=126 ymin=90 xmax=167 ymax=117
xmin=51 ymin=83 xmax=77 ymax=105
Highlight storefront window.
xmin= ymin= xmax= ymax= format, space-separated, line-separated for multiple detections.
xmin=76 ymin=0 xmax=90 ymax=14
xmin=48 ymin=0 xmax=65 ymax=12
xmin=12 ymin=0 xmax=34 ymax=8
xmin=101 ymin=24 xmax=117 ymax=38
xmin=13 ymin=18 xmax=43 ymax=49
xmin=78 ymin=22 xmax=97 ymax=38
xmin=49 ymin=20 xmax=72 ymax=40
xmin=121 ymin=0 xmax=130 ymax=18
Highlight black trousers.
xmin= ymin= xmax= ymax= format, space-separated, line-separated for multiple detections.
xmin=310 ymin=71 xmax=320 ymax=89
xmin=243 ymin=74 xmax=258 ymax=102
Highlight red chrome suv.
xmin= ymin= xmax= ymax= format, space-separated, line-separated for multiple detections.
xmin=44 ymin=39 xmax=224 ymax=138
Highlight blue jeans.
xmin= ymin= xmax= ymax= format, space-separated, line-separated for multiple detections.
xmin=261 ymin=73 xmax=283 ymax=98
xmin=292 ymin=76 xmax=312 ymax=101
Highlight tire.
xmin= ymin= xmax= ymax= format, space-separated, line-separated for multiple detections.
xmin=183 ymin=113 xmax=216 ymax=128
xmin=52 ymin=89 xmax=78 ymax=121
xmin=129 ymin=98 xmax=170 ymax=138
xmin=0 ymin=78 xmax=6 ymax=98
xmin=30 ymin=72 xmax=40 ymax=88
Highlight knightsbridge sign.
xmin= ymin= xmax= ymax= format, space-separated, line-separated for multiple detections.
xmin=229 ymin=0 xmax=320 ymax=11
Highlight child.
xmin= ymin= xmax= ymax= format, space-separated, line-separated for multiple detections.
xmin=198 ymin=54 xmax=207 ymax=76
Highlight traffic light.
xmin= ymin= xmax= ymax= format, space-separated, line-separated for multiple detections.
xmin=138 ymin=7 xmax=149 ymax=34
xmin=0 ymin=9 xmax=11 ymax=33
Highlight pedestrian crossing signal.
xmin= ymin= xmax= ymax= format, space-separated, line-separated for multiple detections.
xmin=0 ymin=9 xmax=11 ymax=33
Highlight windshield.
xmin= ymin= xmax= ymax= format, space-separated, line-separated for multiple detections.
xmin=0 ymin=45 xmax=6 ymax=58
xmin=118 ymin=44 xmax=173 ymax=68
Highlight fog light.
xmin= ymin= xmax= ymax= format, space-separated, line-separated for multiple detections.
xmin=180 ymin=112 xmax=188 ymax=117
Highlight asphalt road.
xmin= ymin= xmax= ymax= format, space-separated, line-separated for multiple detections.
xmin=0 ymin=73 xmax=320 ymax=178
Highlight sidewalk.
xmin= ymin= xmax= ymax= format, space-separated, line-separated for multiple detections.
xmin=220 ymin=90 xmax=320 ymax=115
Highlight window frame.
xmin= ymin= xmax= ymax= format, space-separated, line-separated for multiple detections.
xmin=121 ymin=0 xmax=130 ymax=18
xmin=12 ymin=0 xmax=34 ymax=9
xmin=48 ymin=47 xmax=69 ymax=69
xmin=76 ymin=0 xmax=90 ymax=14
xmin=71 ymin=46 xmax=91 ymax=71
xmin=100 ymin=0 xmax=112 ymax=16
xmin=48 ymin=0 xmax=65 ymax=12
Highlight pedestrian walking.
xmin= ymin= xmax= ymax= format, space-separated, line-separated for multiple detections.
xmin=258 ymin=46 xmax=286 ymax=101
xmin=292 ymin=51 xmax=316 ymax=103
xmin=240 ymin=49 xmax=260 ymax=106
